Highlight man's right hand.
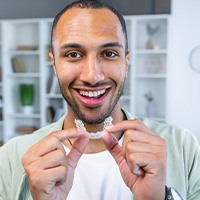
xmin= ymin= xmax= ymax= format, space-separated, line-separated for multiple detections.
xmin=22 ymin=128 xmax=89 ymax=200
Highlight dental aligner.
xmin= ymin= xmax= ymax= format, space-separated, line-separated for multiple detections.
xmin=75 ymin=116 xmax=113 ymax=139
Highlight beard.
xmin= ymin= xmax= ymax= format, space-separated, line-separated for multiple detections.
xmin=58 ymin=79 xmax=125 ymax=125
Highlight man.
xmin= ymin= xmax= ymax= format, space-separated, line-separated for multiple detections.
xmin=0 ymin=0 xmax=199 ymax=199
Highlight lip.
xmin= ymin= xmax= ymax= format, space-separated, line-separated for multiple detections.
xmin=73 ymin=86 xmax=111 ymax=107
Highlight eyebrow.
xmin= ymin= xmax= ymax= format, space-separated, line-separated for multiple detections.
xmin=60 ymin=43 xmax=82 ymax=50
xmin=100 ymin=42 xmax=123 ymax=49
xmin=59 ymin=42 xmax=124 ymax=51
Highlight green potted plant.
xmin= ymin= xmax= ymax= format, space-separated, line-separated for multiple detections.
xmin=19 ymin=84 xmax=34 ymax=114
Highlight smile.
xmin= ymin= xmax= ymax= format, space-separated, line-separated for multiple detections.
xmin=79 ymin=89 xmax=106 ymax=97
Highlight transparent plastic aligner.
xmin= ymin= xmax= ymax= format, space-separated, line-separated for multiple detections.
xmin=75 ymin=116 xmax=113 ymax=139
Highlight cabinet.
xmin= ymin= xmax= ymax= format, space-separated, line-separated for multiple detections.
xmin=124 ymin=15 xmax=169 ymax=122
xmin=2 ymin=19 xmax=42 ymax=142
xmin=0 ymin=15 xmax=169 ymax=143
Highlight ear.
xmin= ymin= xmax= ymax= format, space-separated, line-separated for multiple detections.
xmin=125 ymin=51 xmax=130 ymax=78
xmin=49 ymin=51 xmax=57 ymax=75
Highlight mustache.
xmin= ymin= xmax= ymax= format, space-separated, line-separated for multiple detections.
xmin=70 ymin=81 xmax=114 ymax=88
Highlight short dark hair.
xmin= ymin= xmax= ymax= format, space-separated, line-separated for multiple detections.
xmin=50 ymin=0 xmax=128 ymax=54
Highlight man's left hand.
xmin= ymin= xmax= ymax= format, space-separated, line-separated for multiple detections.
xmin=101 ymin=119 xmax=167 ymax=200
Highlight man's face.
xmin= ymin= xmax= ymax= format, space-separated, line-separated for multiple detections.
xmin=50 ymin=7 xmax=130 ymax=124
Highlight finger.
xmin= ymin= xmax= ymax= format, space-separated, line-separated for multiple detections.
xmin=51 ymin=127 xmax=86 ymax=142
xmin=125 ymin=139 xmax=166 ymax=175
xmin=26 ymin=149 xmax=67 ymax=171
xmin=124 ymin=129 xmax=162 ymax=145
xmin=126 ymin=141 xmax=157 ymax=154
xmin=102 ymin=131 xmax=127 ymax=166
xmin=67 ymin=134 xmax=89 ymax=169
xmin=27 ymin=128 xmax=86 ymax=157
xmin=102 ymin=132 xmax=139 ymax=175
xmin=106 ymin=119 xmax=156 ymax=136
xmin=28 ymin=165 xmax=68 ymax=189
xmin=127 ymin=152 xmax=166 ymax=175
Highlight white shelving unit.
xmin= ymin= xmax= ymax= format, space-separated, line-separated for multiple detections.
xmin=124 ymin=15 xmax=169 ymax=122
xmin=1 ymin=19 xmax=42 ymax=141
xmin=0 ymin=15 xmax=170 ymax=143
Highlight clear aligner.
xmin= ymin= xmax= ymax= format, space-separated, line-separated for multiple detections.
xmin=103 ymin=116 xmax=113 ymax=129
xmin=75 ymin=116 xmax=113 ymax=139
xmin=75 ymin=119 xmax=84 ymax=129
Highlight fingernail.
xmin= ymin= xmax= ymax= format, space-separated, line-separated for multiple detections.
xmin=105 ymin=124 xmax=115 ymax=131
xmin=77 ymin=127 xmax=86 ymax=134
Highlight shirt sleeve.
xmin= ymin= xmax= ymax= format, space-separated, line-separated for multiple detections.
xmin=0 ymin=145 xmax=12 ymax=200
xmin=184 ymin=130 xmax=200 ymax=199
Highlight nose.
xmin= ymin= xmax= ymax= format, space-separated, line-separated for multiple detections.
xmin=79 ymin=55 xmax=105 ymax=85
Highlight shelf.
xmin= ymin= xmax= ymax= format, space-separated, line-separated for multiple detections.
xmin=8 ymin=73 xmax=40 ymax=78
xmin=9 ymin=113 xmax=41 ymax=119
xmin=120 ymin=95 xmax=131 ymax=100
xmin=9 ymin=50 xmax=40 ymax=55
xmin=45 ymin=61 xmax=52 ymax=66
xmin=46 ymin=93 xmax=63 ymax=99
xmin=137 ymin=115 xmax=166 ymax=122
xmin=0 ymin=15 xmax=169 ymax=143
xmin=135 ymin=74 xmax=167 ymax=79
xmin=135 ymin=49 xmax=167 ymax=54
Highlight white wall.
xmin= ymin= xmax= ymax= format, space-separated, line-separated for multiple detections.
xmin=0 ymin=0 xmax=170 ymax=19
xmin=169 ymin=0 xmax=200 ymax=141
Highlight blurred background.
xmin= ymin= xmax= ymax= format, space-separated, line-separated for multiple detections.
xmin=0 ymin=0 xmax=199 ymax=145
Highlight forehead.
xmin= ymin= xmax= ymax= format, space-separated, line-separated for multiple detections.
xmin=53 ymin=7 xmax=125 ymax=48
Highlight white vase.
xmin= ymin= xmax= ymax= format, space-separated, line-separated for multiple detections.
xmin=146 ymin=101 xmax=156 ymax=118
xmin=21 ymin=105 xmax=34 ymax=114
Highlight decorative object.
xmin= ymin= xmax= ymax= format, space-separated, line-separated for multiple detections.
xmin=75 ymin=116 xmax=113 ymax=139
xmin=146 ymin=23 xmax=160 ymax=49
xmin=144 ymin=92 xmax=157 ymax=118
xmin=19 ymin=84 xmax=34 ymax=114
xmin=189 ymin=45 xmax=200 ymax=74
xmin=144 ymin=56 xmax=162 ymax=74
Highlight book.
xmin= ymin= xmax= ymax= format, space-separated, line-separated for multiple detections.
xmin=16 ymin=45 xmax=38 ymax=51
xmin=11 ymin=57 xmax=26 ymax=73
xmin=49 ymin=75 xmax=61 ymax=94
xmin=16 ymin=126 xmax=37 ymax=134
xmin=53 ymin=107 xmax=64 ymax=122
xmin=46 ymin=106 xmax=55 ymax=123
xmin=0 ymin=140 xmax=3 ymax=147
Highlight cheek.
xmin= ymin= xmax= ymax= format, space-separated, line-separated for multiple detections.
xmin=108 ymin=64 xmax=127 ymax=82
xmin=56 ymin=66 xmax=77 ymax=86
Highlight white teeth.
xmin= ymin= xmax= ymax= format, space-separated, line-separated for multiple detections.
xmin=89 ymin=92 xmax=93 ymax=97
xmin=79 ymin=89 xmax=106 ymax=97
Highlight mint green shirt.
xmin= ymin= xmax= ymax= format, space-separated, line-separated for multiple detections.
xmin=0 ymin=112 xmax=200 ymax=200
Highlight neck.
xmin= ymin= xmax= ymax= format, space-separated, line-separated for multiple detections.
xmin=63 ymin=106 xmax=126 ymax=154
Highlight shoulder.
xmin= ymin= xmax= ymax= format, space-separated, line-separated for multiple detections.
xmin=0 ymin=115 xmax=65 ymax=159
xmin=125 ymin=110 xmax=197 ymax=144
xmin=141 ymin=118 xmax=200 ymax=157
xmin=143 ymin=118 xmax=198 ymax=143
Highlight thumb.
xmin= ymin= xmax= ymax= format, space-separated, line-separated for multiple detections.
xmin=63 ymin=134 xmax=89 ymax=194
xmin=67 ymin=134 xmax=89 ymax=169
xmin=102 ymin=132 xmax=138 ymax=190
xmin=101 ymin=132 xmax=127 ymax=168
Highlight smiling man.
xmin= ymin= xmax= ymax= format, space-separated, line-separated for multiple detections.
xmin=0 ymin=1 xmax=200 ymax=200
xmin=50 ymin=3 xmax=129 ymax=127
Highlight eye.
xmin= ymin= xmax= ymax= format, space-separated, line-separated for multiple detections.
xmin=103 ymin=50 xmax=117 ymax=58
xmin=65 ymin=51 xmax=82 ymax=59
